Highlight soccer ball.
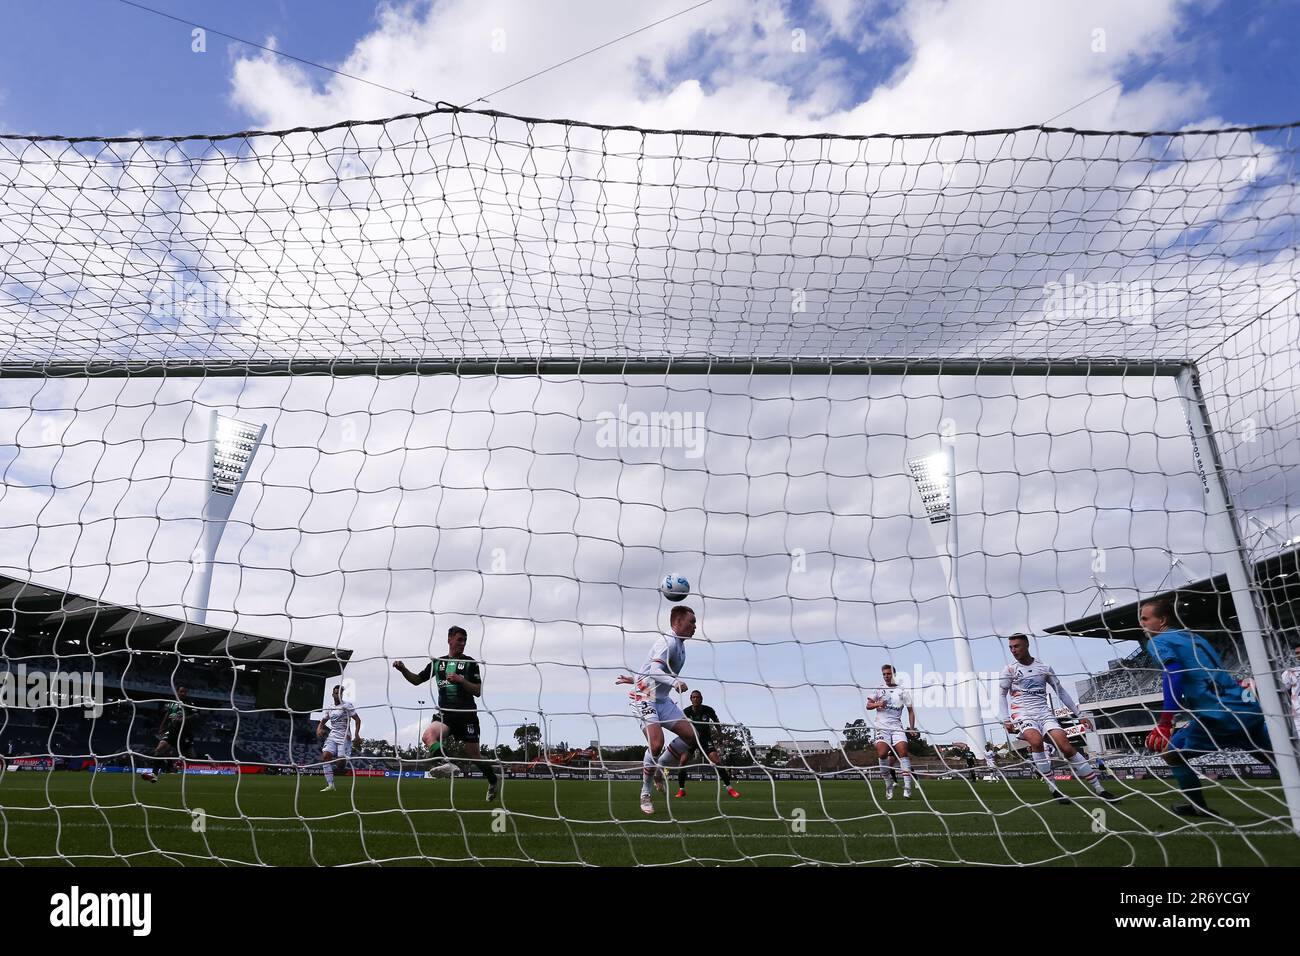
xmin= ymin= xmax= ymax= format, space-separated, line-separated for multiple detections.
xmin=660 ymin=574 xmax=690 ymax=602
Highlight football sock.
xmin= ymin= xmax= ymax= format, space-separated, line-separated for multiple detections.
xmin=1067 ymin=752 xmax=1104 ymax=792
xmin=1031 ymin=751 xmax=1058 ymax=792
xmin=899 ymin=757 xmax=913 ymax=789
xmin=657 ymin=738 xmax=688 ymax=768
xmin=641 ymin=750 xmax=655 ymax=796
xmin=323 ymin=761 xmax=334 ymax=785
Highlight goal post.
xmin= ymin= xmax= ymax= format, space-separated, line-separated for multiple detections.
xmin=1176 ymin=365 xmax=1300 ymax=832
xmin=15 ymin=354 xmax=1277 ymax=825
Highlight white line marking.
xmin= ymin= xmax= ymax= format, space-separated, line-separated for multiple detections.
xmin=2 ymin=820 xmax=1295 ymax=839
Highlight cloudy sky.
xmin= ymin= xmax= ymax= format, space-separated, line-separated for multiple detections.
xmin=0 ymin=1 xmax=1297 ymax=749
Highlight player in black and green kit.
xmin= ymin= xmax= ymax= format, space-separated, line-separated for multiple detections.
xmin=140 ymin=686 xmax=189 ymax=782
xmin=394 ymin=625 xmax=500 ymax=802
xmin=675 ymin=690 xmax=740 ymax=799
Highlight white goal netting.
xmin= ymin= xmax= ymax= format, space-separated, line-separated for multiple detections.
xmin=0 ymin=107 xmax=1297 ymax=866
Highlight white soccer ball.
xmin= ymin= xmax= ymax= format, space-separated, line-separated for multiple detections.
xmin=660 ymin=574 xmax=691 ymax=602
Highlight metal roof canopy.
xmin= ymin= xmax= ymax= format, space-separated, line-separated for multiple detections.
xmin=1046 ymin=546 xmax=1300 ymax=643
xmin=0 ymin=572 xmax=350 ymax=674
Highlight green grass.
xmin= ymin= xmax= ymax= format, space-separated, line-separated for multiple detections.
xmin=1 ymin=771 xmax=1297 ymax=866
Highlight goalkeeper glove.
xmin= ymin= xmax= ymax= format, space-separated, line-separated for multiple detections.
xmin=1145 ymin=716 xmax=1174 ymax=753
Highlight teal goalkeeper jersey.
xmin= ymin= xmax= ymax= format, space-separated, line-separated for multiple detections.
xmin=1147 ymin=629 xmax=1259 ymax=717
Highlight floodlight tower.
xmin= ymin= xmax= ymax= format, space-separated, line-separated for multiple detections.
xmin=907 ymin=443 xmax=988 ymax=753
xmin=185 ymin=411 xmax=266 ymax=625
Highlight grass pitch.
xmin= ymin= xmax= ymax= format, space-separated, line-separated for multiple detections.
xmin=1 ymin=771 xmax=1297 ymax=866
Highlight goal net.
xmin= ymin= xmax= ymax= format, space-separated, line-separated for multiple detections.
xmin=0 ymin=107 xmax=1297 ymax=866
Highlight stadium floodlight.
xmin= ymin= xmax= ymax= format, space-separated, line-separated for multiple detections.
xmin=906 ymin=444 xmax=987 ymax=753
xmin=184 ymin=410 xmax=266 ymax=626
xmin=908 ymin=451 xmax=952 ymax=524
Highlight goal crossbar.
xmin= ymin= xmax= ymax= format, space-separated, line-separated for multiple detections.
xmin=0 ymin=358 xmax=1193 ymax=378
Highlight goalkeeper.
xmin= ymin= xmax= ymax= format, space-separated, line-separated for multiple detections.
xmin=1140 ymin=597 xmax=1274 ymax=818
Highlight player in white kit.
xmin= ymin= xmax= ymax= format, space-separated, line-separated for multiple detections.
xmin=616 ymin=604 xmax=700 ymax=815
xmin=867 ymin=664 xmax=918 ymax=799
xmin=984 ymin=743 xmax=998 ymax=771
xmin=1282 ymin=642 xmax=1300 ymax=740
xmin=998 ymin=634 xmax=1116 ymax=804
xmin=316 ymin=684 xmax=361 ymax=793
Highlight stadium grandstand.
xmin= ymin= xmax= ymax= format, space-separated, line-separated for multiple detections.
xmin=1048 ymin=545 xmax=1300 ymax=758
xmin=0 ymin=572 xmax=349 ymax=771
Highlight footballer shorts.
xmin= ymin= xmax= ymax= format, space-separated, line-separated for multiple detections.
xmin=1171 ymin=711 xmax=1270 ymax=755
xmin=1011 ymin=716 xmax=1063 ymax=739
xmin=874 ymin=728 xmax=910 ymax=747
xmin=322 ymin=736 xmax=352 ymax=758
xmin=631 ymin=696 xmax=687 ymax=728
xmin=434 ymin=711 xmax=480 ymax=744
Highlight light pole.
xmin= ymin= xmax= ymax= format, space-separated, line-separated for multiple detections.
xmin=907 ymin=444 xmax=987 ymax=753
xmin=185 ymin=410 xmax=266 ymax=625
xmin=416 ymin=700 xmax=425 ymax=752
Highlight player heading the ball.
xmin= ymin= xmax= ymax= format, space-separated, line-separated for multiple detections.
xmin=616 ymin=603 xmax=701 ymax=815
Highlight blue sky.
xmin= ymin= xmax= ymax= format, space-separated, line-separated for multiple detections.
xmin=1 ymin=1 xmax=1297 ymax=138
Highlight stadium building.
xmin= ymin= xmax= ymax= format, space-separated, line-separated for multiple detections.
xmin=1047 ymin=546 xmax=1300 ymax=756
xmin=0 ymin=572 xmax=350 ymax=769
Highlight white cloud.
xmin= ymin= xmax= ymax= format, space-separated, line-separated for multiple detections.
xmin=224 ymin=0 xmax=1200 ymax=135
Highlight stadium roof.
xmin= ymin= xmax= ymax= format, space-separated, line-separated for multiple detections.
xmin=0 ymin=572 xmax=350 ymax=674
xmin=1046 ymin=546 xmax=1300 ymax=644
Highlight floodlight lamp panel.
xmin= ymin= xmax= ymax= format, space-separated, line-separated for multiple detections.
xmin=211 ymin=415 xmax=262 ymax=496
xmin=906 ymin=453 xmax=952 ymax=524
